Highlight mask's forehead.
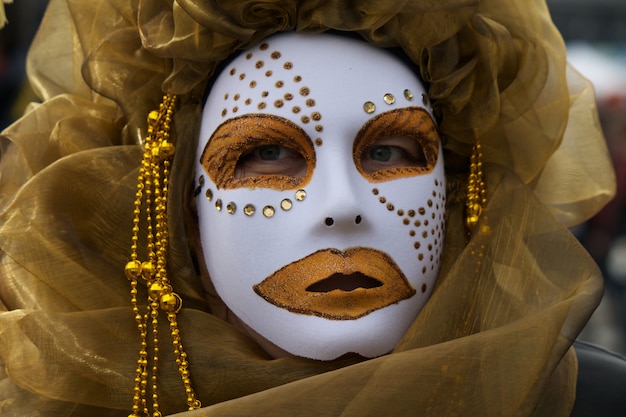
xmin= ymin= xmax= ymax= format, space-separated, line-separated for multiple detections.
xmin=200 ymin=32 xmax=433 ymax=145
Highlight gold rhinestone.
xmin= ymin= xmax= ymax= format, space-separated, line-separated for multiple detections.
xmin=226 ymin=202 xmax=236 ymax=214
xmin=205 ymin=188 xmax=213 ymax=201
xmin=404 ymin=89 xmax=414 ymax=100
xmin=295 ymin=189 xmax=307 ymax=201
xmin=363 ymin=101 xmax=376 ymax=114
xmin=422 ymin=93 xmax=428 ymax=106
xmin=280 ymin=199 xmax=293 ymax=211
xmin=262 ymin=206 xmax=275 ymax=218
xmin=244 ymin=204 xmax=256 ymax=216
xmin=383 ymin=93 xmax=395 ymax=105
xmin=215 ymin=199 xmax=222 ymax=211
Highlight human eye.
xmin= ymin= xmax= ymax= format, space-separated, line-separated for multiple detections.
xmin=361 ymin=136 xmax=427 ymax=172
xmin=353 ymin=107 xmax=440 ymax=182
xmin=235 ymin=144 xmax=307 ymax=178
xmin=200 ymin=114 xmax=315 ymax=191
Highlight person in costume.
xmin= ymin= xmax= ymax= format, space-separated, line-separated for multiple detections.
xmin=0 ymin=0 xmax=621 ymax=416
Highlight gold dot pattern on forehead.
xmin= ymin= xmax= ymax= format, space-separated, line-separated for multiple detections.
xmin=124 ymin=94 xmax=201 ymax=416
xmin=219 ymin=42 xmax=324 ymax=137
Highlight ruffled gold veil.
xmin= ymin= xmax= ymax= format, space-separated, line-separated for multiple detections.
xmin=0 ymin=0 xmax=616 ymax=416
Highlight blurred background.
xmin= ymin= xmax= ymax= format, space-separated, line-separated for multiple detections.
xmin=1 ymin=0 xmax=626 ymax=353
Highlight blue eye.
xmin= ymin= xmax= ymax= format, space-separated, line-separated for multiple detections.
xmin=368 ymin=146 xmax=405 ymax=162
xmin=257 ymin=145 xmax=282 ymax=161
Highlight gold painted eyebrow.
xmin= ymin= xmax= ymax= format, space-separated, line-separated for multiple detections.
xmin=353 ymin=107 xmax=440 ymax=182
xmin=200 ymin=113 xmax=315 ymax=190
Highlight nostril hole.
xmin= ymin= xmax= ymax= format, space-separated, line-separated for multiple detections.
xmin=355 ymin=215 xmax=362 ymax=224
xmin=325 ymin=217 xmax=334 ymax=226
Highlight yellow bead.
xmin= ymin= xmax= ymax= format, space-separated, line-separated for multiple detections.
xmin=141 ymin=262 xmax=155 ymax=280
xmin=125 ymin=260 xmax=142 ymax=280
xmin=148 ymin=110 xmax=159 ymax=124
xmin=160 ymin=292 xmax=182 ymax=313
xmin=148 ymin=282 xmax=164 ymax=300
xmin=159 ymin=141 xmax=176 ymax=158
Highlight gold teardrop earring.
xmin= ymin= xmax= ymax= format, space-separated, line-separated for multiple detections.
xmin=465 ymin=141 xmax=486 ymax=234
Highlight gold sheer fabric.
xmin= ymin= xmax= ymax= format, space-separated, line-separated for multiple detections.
xmin=0 ymin=0 xmax=615 ymax=416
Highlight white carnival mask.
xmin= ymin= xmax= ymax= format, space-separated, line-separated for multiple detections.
xmin=195 ymin=32 xmax=445 ymax=360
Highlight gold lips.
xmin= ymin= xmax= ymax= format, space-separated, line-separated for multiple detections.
xmin=253 ymin=247 xmax=416 ymax=320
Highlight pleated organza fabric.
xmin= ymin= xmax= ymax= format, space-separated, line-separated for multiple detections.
xmin=0 ymin=0 xmax=616 ymax=416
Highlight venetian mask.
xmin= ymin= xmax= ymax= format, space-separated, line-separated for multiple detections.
xmin=195 ymin=32 xmax=446 ymax=360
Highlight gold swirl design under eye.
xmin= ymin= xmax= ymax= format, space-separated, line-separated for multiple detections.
xmin=353 ymin=107 xmax=440 ymax=183
xmin=200 ymin=114 xmax=316 ymax=191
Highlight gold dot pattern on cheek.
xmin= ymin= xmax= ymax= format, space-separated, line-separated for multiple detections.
xmin=280 ymin=199 xmax=293 ymax=211
xmin=263 ymin=206 xmax=275 ymax=218
xmin=354 ymin=107 xmax=440 ymax=182
xmin=199 ymin=188 xmax=307 ymax=219
xmin=373 ymin=177 xmax=446 ymax=277
xmin=314 ymin=138 xmax=323 ymax=147
xmin=244 ymin=204 xmax=255 ymax=216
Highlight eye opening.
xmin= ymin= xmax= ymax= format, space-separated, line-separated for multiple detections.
xmin=235 ymin=143 xmax=309 ymax=179
xmin=361 ymin=135 xmax=428 ymax=173
xmin=353 ymin=107 xmax=440 ymax=182
xmin=201 ymin=114 xmax=316 ymax=191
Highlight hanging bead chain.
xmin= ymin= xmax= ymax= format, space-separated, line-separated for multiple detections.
xmin=465 ymin=141 xmax=486 ymax=233
xmin=125 ymin=94 xmax=201 ymax=417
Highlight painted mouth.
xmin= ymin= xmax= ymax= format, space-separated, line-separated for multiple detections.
xmin=253 ymin=247 xmax=416 ymax=320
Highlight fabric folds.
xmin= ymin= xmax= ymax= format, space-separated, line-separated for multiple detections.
xmin=0 ymin=0 xmax=616 ymax=416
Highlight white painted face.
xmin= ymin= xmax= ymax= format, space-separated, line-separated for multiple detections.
xmin=195 ymin=32 xmax=445 ymax=360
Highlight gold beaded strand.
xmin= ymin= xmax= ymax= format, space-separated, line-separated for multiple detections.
xmin=125 ymin=94 xmax=201 ymax=416
xmin=465 ymin=141 xmax=486 ymax=233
